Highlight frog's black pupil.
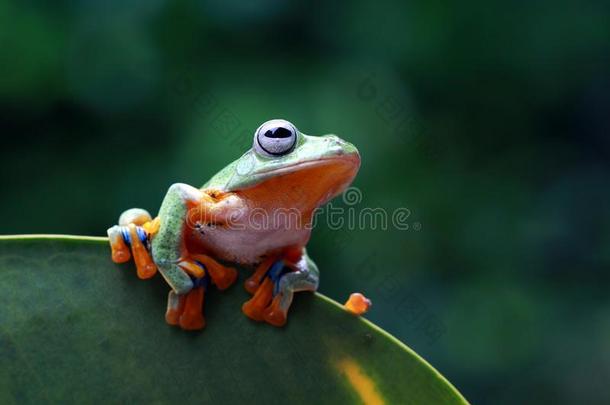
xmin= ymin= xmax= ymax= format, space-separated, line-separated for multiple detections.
xmin=264 ymin=126 xmax=292 ymax=138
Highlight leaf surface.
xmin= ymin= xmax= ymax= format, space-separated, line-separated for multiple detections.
xmin=0 ymin=236 xmax=467 ymax=404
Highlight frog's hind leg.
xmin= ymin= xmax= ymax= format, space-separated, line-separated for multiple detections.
xmin=263 ymin=249 xmax=320 ymax=327
xmin=190 ymin=254 xmax=238 ymax=291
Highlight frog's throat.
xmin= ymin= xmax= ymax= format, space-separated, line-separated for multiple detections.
xmin=235 ymin=154 xmax=360 ymax=212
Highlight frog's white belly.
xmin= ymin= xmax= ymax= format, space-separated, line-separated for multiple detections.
xmin=195 ymin=221 xmax=312 ymax=264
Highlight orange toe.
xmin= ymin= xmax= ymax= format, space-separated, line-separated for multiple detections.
xmin=109 ymin=230 xmax=131 ymax=263
xmin=214 ymin=267 xmax=238 ymax=290
xmin=128 ymin=224 xmax=157 ymax=279
xmin=165 ymin=309 xmax=181 ymax=326
xmin=244 ymin=278 xmax=260 ymax=295
xmin=111 ymin=245 xmax=131 ymax=263
xmin=242 ymin=301 xmax=263 ymax=321
xmin=344 ymin=293 xmax=372 ymax=315
xmin=242 ymin=278 xmax=273 ymax=321
xmin=263 ymin=295 xmax=287 ymax=327
xmin=244 ymin=257 xmax=275 ymax=295
xmin=179 ymin=287 xmax=205 ymax=330
xmin=179 ymin=313 xmax=205 ymax=330
xmin=165 ymin=293 xmax=186 ymax=326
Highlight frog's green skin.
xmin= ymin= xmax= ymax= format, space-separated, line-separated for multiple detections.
xmin=122 ymin=120 xmax=360 ymax=322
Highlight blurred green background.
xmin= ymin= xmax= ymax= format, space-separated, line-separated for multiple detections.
xmin=1 ymin=1 xmax=609 ymax=403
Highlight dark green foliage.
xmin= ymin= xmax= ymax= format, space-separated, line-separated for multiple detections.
xmin=0 ymin=237 xmax=466 ymax=404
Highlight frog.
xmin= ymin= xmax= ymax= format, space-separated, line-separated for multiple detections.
xmin=107 ymin=119 xmax=370 ymax=330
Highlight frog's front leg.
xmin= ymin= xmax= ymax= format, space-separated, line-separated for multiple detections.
xmin=151 ymin=183 xmax=204 ymax=294
xmin=155 ymin=184 xmax=243 ymax=330
xmin=166 ymin=286 xmax=206 ymax=330
xmin=165 ymin=255 xmax=237 ymax=330
xmin=107 ymin=208 xmax=159 ymax=279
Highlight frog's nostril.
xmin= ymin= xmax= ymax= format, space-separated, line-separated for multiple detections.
xmin=326 ymin=135 xmax=342 ymax=146
xmin=324 ymin=137 xmax=349 ymax=156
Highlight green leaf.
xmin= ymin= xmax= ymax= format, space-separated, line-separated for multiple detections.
xmin=0 ymin=236 xmax=467 ymax=404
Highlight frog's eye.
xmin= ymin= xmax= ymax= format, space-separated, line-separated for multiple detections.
xmin=254 ymin=119 xmax=297 ymax=157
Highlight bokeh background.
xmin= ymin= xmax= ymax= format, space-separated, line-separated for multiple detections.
xmin=2 ymin=1 xmax=609 ymax=403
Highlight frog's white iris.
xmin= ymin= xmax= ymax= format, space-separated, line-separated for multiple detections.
xmin=254 ymin=119 xmax=297 ymax=157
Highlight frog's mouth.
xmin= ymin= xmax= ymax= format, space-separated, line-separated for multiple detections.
xmin=258 ymin=153 xmax=359 ymax=177
xmin=239 ymin=153 xmax=361 ymax=211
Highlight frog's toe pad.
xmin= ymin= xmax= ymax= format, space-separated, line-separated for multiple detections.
xmin=165 ymin=310 xmax=181 ymax=326
xmin=165 ymin=291 xmax=186 ymax=326
xmin=242 ymin=279 xmax=273 ymax=321
xmin=242 ymin=300 xmax=265 ymax=321
xmin=344 ymin=293 xmax=372 ymax=316
xmin=179 ymin=313 xmax=205 ymax=330
xmin=215 ymin=267 xmax=238 ymax=291
xmin=244 ymin=278 xmax=260 ymax=295
xmin=263 ymin=296 xmax=287 ymax=327
xmin=177 ymin=287 xmax=206 ymax=330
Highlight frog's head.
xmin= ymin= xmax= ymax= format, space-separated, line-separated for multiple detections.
xmin=216 ymin=119 xmax=360 ymax=210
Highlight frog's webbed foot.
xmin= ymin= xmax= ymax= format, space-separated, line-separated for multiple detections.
xmin=244 ymin=257 xmax=275 ymax=294
xmin=242 ymin=277 xmax=275 ymax=321
xmin=262 ymin=294 xmax=288 ymax=327
xmin=164 ymin=255 xmax=236 ymax=330
xmin=165 ymin=259 xmax=209 ymax=330
xmin=107 ymin=208 xmax=160 ymax=279
xmin=166 ymin=287 xmax=206 ymax=330
xmin=242 ymin=249 xmax=319 ymax=327
xmin=242 ymin=256 xmax=282 ymax=321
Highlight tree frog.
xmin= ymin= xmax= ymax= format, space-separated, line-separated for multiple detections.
xmin=107 ymin=119 xmax=370 ymax=330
